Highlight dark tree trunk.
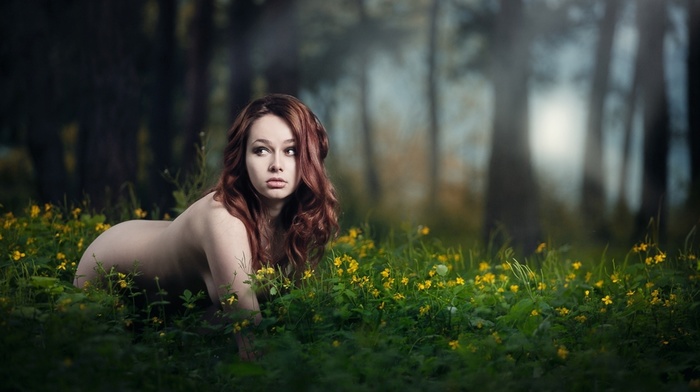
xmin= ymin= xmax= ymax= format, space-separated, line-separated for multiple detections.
xmin=356 ymin=0 xmax=381 ymax=203
xmin=427 ymin=0 xmax=440 ymax=211
xmin=634 ymin=0 xmax=670 ymax=242
xmin=25 ymin=2 xmax=67 ymax=204
xmin=182 ymin=0 xmax=214 ymax=174
xmin=262 ymin=0 xmax=300 ymax=95
xmin=687 ymin=0 xmax=700 ymax=219
xmin=581 ymin=0 xmax=620 ymax=239
xmin=483 ymin=0 xmax=541 ymax=253
xmin=78 ymin=0 xmax=143 ymax=210
xmin=228 ymin=0 xmax=260 ymax=122
xmin=147 ymin=0 xmax=177 ymax=211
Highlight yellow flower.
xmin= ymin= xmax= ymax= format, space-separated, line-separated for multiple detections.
xmin=30 ymin=205 xmax=40 ymax=218
xmin=535 ymin=242 xmax=547 ymax=254
xmin=95 ymin=222 xmax=111 ymax=232
xmin=455 ymin=277 xmax=465 ymax=285
xmin=602 ymin=295 xmax=613 ymax=306
xmin=574 ymin=315 xmax=587 ymax=323
xmin=478 ymin=261 xmax=490 ymax=272
xmin=226 ymin=295 xmax=237 ymax=305
xmin=380 ymin=268 xmax=390 ymax=279
xmin=594 ymin=280 xmax=604 ymax=289
xmin=555 ymin=307 xmax=570 ymax=316
xmin=557 ymin=346 xmax=569 ymax=360
xmin=654 ymin=252 xmax=666 ymax=264
xmin=418 ymin=225 xmax=429 ymax=236
xmin=332 ymin=340 xmax=341 ymax=347
xmin=610 ymin=273 xmax=620 ymax=283
xmin=401 ymin=277 xmax=409 ymax=285
xmin=333 ymin=257 xmax=342 ymax=267
xmin=572 ymin=261 xmax=582 ymax=270
xmin=12 ymin=250 xmax=26 ymax=261
xmin=510 ymin=285 xmax=519 ymax=293
xmin=57 ymin=252 xmax=66 ymax=261
xmin=531 ymin=309 xmax=540 ymax=317
xmin=134 ymin=208 xmax=147 ymax=219
xmin=393 ymin=292 xmax=405 ymax=301
xmin=71 ymin=208 xmax=81 ymax=219
xmin=313 ymin=313 xmax=323 ymax=323
xmin=302 ymin=269 xmax=314 ymax=280
xmin=419 ymin=305 xmax=430 ymax=316
xmin=537 ymin=281 xmax=547 ymax=291
xmin=448 ymin=340 xmax=460 ymax=350
xmin=491 ymin=332 xmax=502 ymax=344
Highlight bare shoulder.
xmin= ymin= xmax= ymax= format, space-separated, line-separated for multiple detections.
xmin=179 ymin=192 xmax=248 ymax=243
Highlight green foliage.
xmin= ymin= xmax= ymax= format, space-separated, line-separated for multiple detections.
xmin=1 ymin=204 xmax=699 ymax=391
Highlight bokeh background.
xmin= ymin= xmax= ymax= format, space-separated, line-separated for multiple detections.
xmin=1 ymin=0 xmax=698 ymax=252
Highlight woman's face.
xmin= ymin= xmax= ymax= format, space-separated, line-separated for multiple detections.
xmin=246 ymin=114 xmax=300 ymax=210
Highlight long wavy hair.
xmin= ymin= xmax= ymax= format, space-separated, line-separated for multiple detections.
xmin=212 ymin=94 xmax=339 ymax=274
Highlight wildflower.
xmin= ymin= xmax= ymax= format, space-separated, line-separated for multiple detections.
xmin=557 ymin=346 xmax=569 ymax=360
xmin=419 ymin=305 xmax=430 ymax=316
xmin=347 ymin=259 xmax=359 ymax=274
xmin=610 ymin=273 xmax=620 ymax=283
xmin=645 ymin=257 xmax=653 ymax=266
xmin=574 ymin=315 xmax=587 ymax=323
xmin=378 ymin=302 xmax=385 ymax=310
xmin=302 ymin=269 xmax=314 ymax=280
xmin=449 ymin=340 xmax=460 ymax=350
xmin=602 ymin=295 xmax=613 ymax=306
xmin=455 ymin=277 xmax=465 ymax=285
xmin=633 ymin=242 xmax=649 ymax=253
xmin=418 ymin=225 xmax=429 ymax=236
xmin=393 ymin=292 xmax=405 ymax=301
xmin=332 ymin=340 xmax=341 ymax=348
xmin=654 ymin=252 xmax=666 ymax=264
xmin=57 ymin=252 xmax=66 ymax=261
xmin=594 ymin=280 xmax=604 ymax=289
xmin=383 ymin=278 xmax=395 ymax=289
xmin=370 ymin=288 xmax=380 ymax=297
xmin=423 ymin=279 xmax=432 ymax=289
xmin=333 ymin=257 xmax=342 ymax=267
xmin=313 ymin=313 xmax=323 ymax=323
xmin=348 ymin=227 xmax=360 ymax=239
xmin=95 ymin=222 xmax=111 ymax=232
xmin=380 ymin=268 xmax=390 ymax=279
xmin=536 ymin=242 xmax=547 ymax=254
xmin=537 ymin=282 xmax=547 ymax=291
xmin=491 ymin=332 xmax=502 ymax=344
xmin=134 ymin=208 xmax=147 ymax=219
xmin=30 ymin=205 xmax=40 ymax=218
xmin=510 ymin=285 xmax=519 ymax=293
xmin=478 ymin=262 xmax=490 ymax=272
xmin=531 ymin=309 xmax=539 ymax=317
xmin=337 ymin=268 xmax=344 ymax=276
xmin=71 ymin=208 xmax=81 ymax=219
xmin=555 ymin=307 xmax=570 ymax=316
xmin=226 ymin=295 xmax=237 ymax=305
xmin=572 ymin=261 xmax=582 ymax=270
xmin=401 ymin=277 xmax=409 ymax=285
xmin=11 ymin=250 xmax=26 ymax=261
xmin=57 ymin=262 xmax=67 ymax=271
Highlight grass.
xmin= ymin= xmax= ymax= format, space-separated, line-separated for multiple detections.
xmin=1 ymin=203 xmax=699 ymax=391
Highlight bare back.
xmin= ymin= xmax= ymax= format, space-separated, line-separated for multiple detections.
xmin=75 ymin=192 xmax=258 ymax=316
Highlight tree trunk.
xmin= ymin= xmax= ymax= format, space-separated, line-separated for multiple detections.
xmin=483 ymin=0 xmax=541 ymax=253
xmin=617 ymin=41 xmax=641 ymax=214
xmin=147 ymin=0 xmax=177 ymax=211
xmin=581 ymin=0 xmax=620 ymax=239
xmin=79 ymin=0 xmax=142 ymax=210
xmin=356 ymin=0 xmax=381 ymax=203
xmin=634 ymin=0 xmax=670 ymax=242
xmin=426 ymin=0 xmax=440 ymax=212
xmin=182 ymin=0 xmax=214 ymax=174
xmin=228 ymin=0 xmax=259 ymax=121
xmin=687 ymin=0 xmax=700 ymax=219
xmin=25 ymin=2 xmax=67 ymax=204
xmin=263 ymin=0 xmax=300 ymax=96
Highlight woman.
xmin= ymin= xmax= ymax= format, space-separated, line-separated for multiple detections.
xmin=74 ymin=94 xmax=339 ymax=360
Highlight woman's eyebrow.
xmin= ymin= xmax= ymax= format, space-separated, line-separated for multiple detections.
xmin=250 ymin=139 xmax=296 ymax=145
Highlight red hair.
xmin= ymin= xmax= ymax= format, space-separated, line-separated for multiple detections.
xmin=212 ymin=94 xmax=339 ymax=273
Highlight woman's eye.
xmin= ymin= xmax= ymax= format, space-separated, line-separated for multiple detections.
xmin=285 ymin=147 xmax=297 ymax=156
xmin=253 ymin=147 xmax=269 ymax=156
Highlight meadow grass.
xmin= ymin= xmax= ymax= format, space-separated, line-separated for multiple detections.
xmin=1 ymin=203 xmax=699 ymax=391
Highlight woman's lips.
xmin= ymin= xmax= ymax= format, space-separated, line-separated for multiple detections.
xmin=266 ymin=178 xmax=287 ymax=188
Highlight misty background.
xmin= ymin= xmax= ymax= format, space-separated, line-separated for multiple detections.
xmin=1 ymin=0 xmax=698 ymax=252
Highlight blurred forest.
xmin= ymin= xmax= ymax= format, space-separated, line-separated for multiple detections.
xmin=0 ymin=0 xmax=698 ymax=252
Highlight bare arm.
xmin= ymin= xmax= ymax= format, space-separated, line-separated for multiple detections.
xmin=201 ymin=208 xmax=261 ymax=360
